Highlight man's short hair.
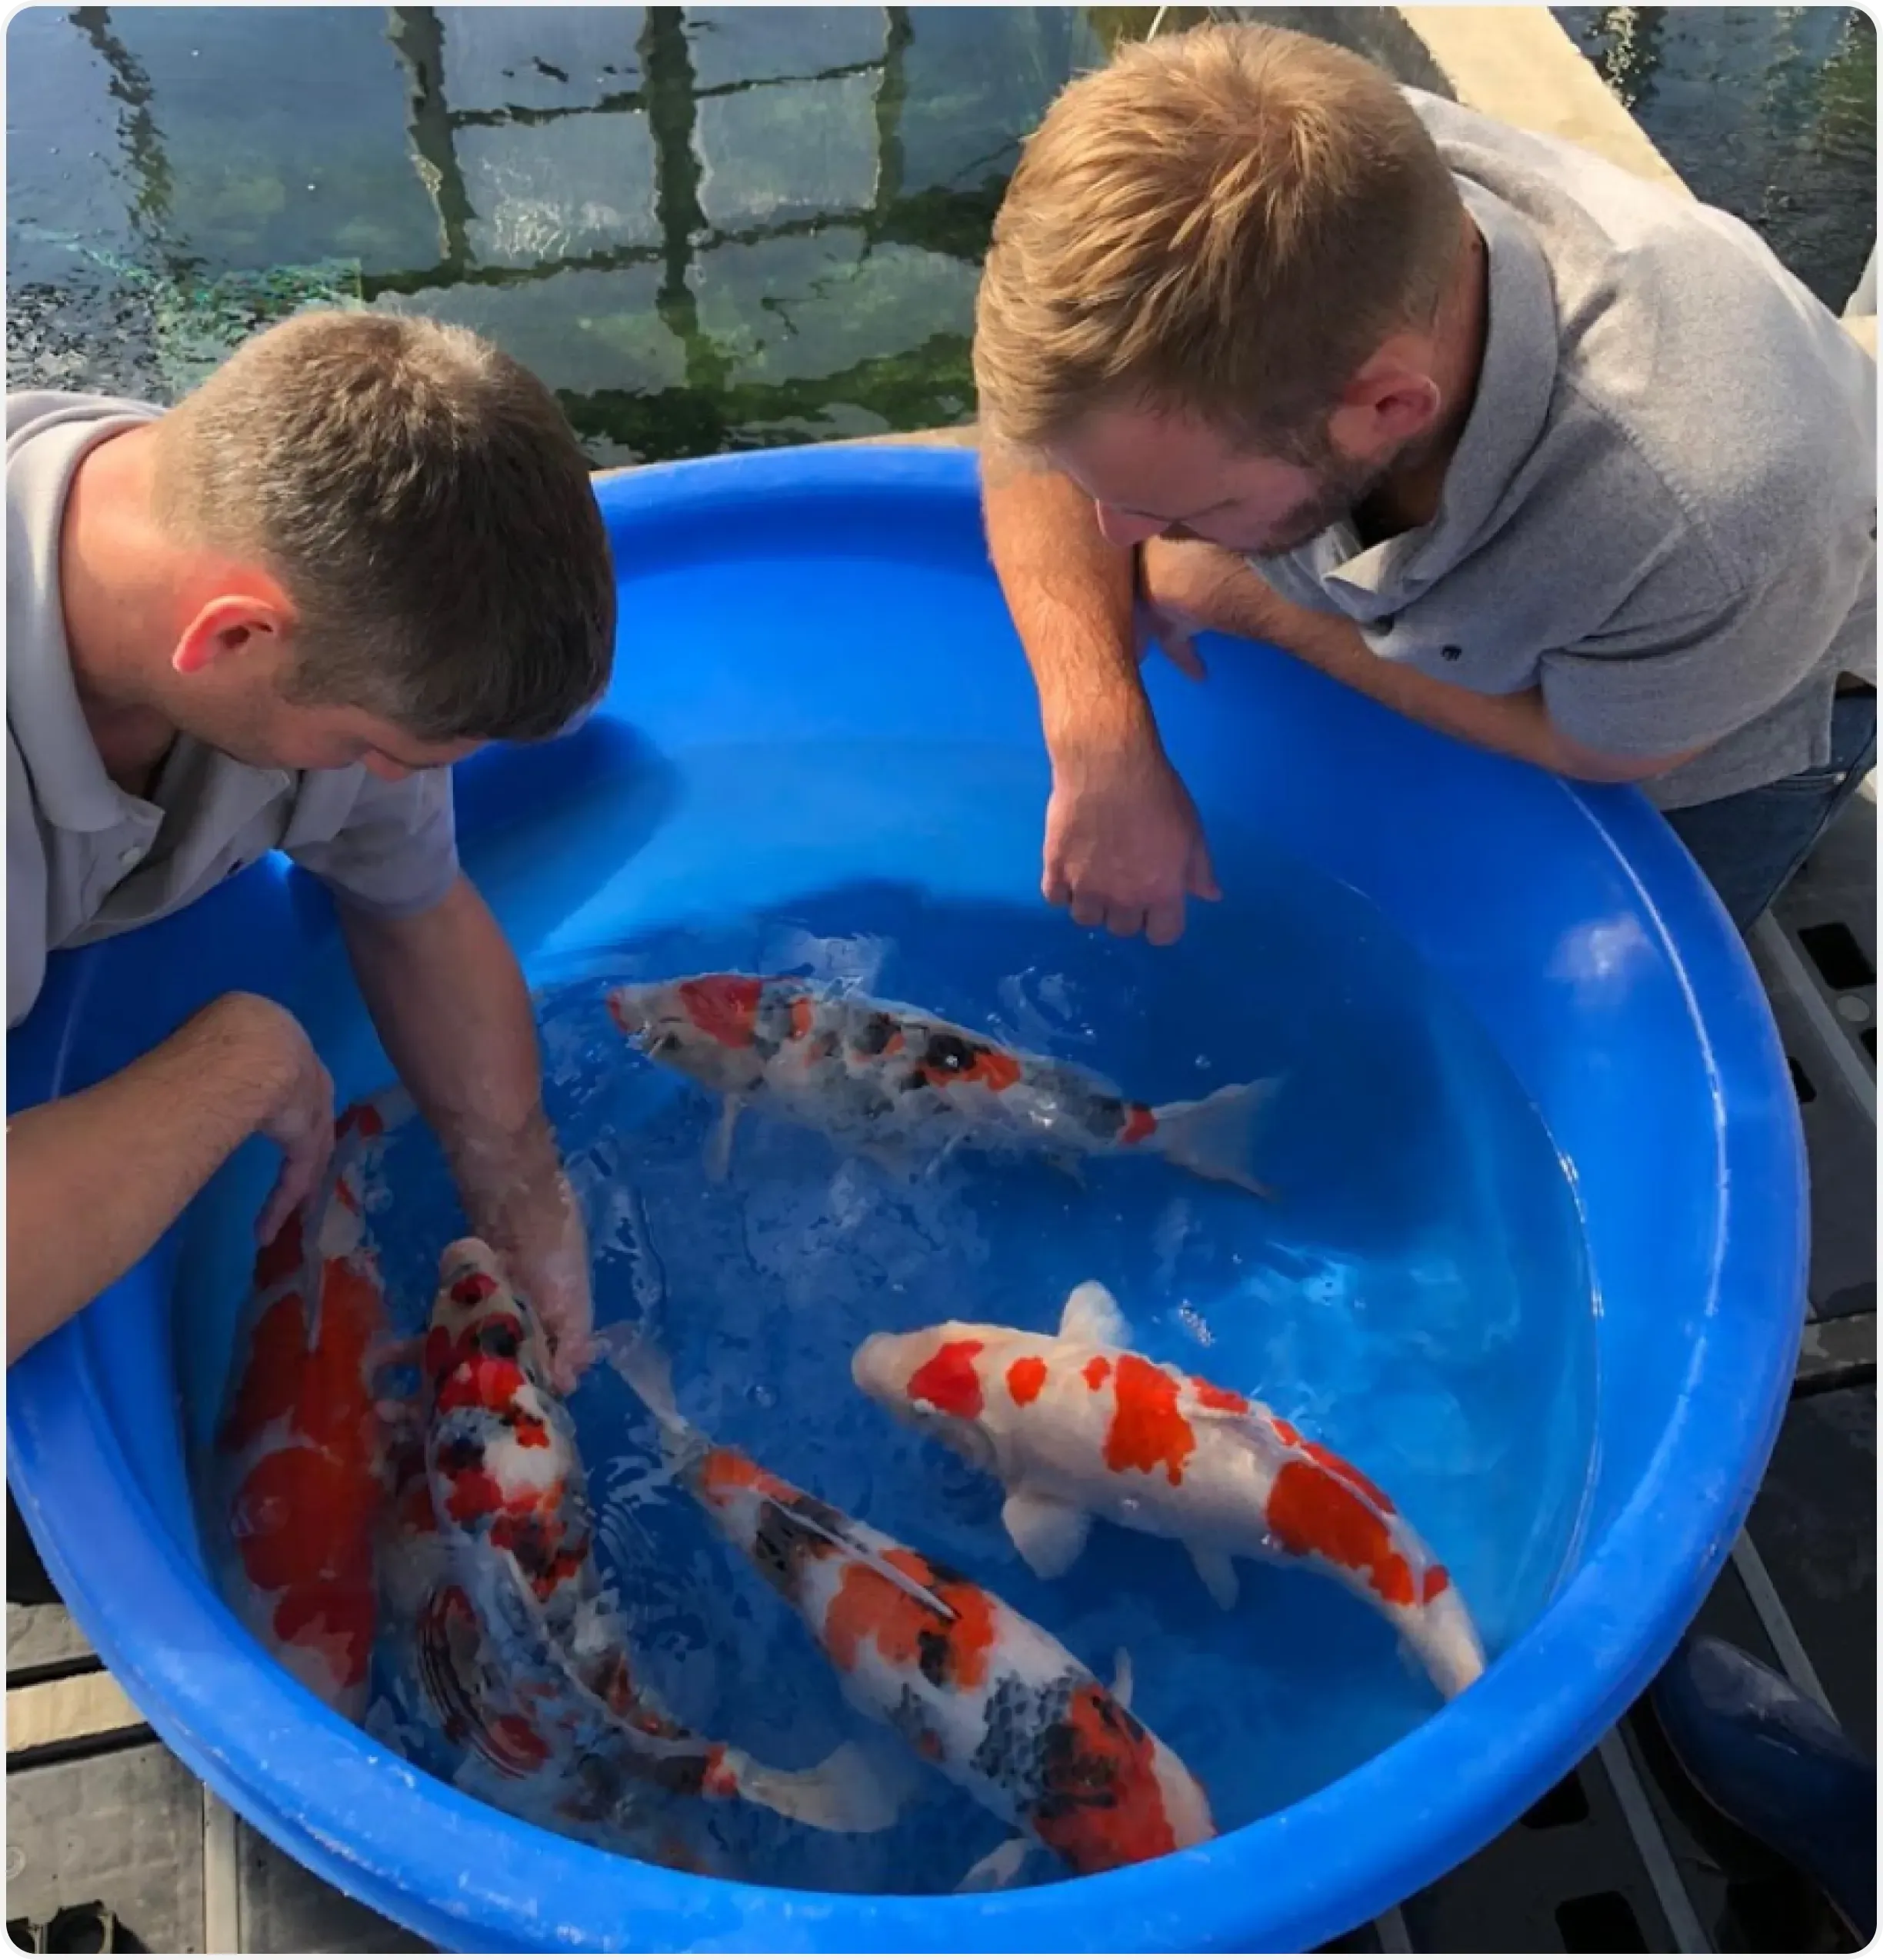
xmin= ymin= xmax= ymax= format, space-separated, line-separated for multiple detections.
xmin=152 ymin=310 xmax=615 ymax=742
xmin=973 ymin=23 xmax=1467 ymax=457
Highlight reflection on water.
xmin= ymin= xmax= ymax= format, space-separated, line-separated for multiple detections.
xmin=1558 ymin=6 xmax=1876 ymax=309
xmin=2 ymin=5 xmax=1421 ymax=458
xmin=5 ymin=6 xmax=1118 ymax=458
xmin=6 ymin=7 xmax=1872 ymax=464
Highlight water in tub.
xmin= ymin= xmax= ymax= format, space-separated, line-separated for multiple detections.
xmin=180 ymin=743 xmax=1596 ymax=1895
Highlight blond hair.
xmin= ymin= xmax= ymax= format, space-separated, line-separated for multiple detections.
xmin=974 ymin=24 xmax=1466 ymax=456
xmin=152 ymin=311 xmax=614 ymax=742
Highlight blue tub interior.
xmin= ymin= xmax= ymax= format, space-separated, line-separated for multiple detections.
xmin=6 ymin=447 xmax=1805 ymax=1951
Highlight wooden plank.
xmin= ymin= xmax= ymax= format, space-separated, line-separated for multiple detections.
xmin=6 ymin=1672 xmax=145 ymax=1755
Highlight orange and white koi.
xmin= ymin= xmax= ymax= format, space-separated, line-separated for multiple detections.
xmin=606 ymin=974 xmax=1276 ymax=1195
xmin=413 ymin=1240 xmax=898 ymax=1836
xmin=208 ymin=1092 xmax=412 ymax=1720
xmin=852 ymin=1282 xmax=1485 ymax=1700
xmin=611 ymin=1335 xmax=1216 ymax=1888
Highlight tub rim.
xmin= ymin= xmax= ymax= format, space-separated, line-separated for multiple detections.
xmin=5 ymin=443 xmax=1807 ymax=1952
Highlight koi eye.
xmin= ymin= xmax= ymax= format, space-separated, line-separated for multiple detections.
xmin=923 ymin=1033 xmax=975 ymax=1073
xmin=478 ymin=1320 xmax=521 ymax=1361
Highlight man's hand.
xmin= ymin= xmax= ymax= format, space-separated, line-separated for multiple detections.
xmin=339 ymin=877 xmax=595 ymax=1391
xmin=8 ymin=991 xmax=333 ymax=1365
xmin=448 ymin=1111 xmax=593 ymax=1394
xmin=1044 ymin=736 xmax=1221 ymax=945
xmin=1135 ymin=535 xmax=1229 ymax=684
xmin=251 ymin=1006 xmax=335 ymax=1245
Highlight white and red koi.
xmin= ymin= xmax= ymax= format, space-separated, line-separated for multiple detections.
xmin=208 ymin=1092 xmax=411 ymax=1720
xmin=414 ymin=1240 xmax=897 ymax=1836
xmin=611 ymin=1335 xmax=1216 ymax=1887
xmin=606 ymin=974 xmax=1276 ymax=1195
xmin=852 ymin=1282 xmax=1486 ymax=1700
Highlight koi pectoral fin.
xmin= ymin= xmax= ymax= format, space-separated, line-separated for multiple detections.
xmin=957 ymin=1835 xmax=1035 ymax=1893
xmin=704 ymin=1097 xmax=744 ymax=1183
xmin=1001 ymin=1488 xmax=1091 ymax=1581
xmin=1188 ymin=1543 xmax=1240 ymax=1612
xmin=723 ymin=1740 xmax=908 ymax=1834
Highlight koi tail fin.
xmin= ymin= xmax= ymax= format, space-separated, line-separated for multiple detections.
xmin=592 ymin=1322 xmax=681 ymax=1429
xmin=1150 ymin=1078 xmax=1280 ymax=1201
xmin=718 ymin=1739 xmax=911 ymax=1834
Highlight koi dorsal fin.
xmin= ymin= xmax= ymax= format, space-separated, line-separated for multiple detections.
xmin=769 ymin=1495 xmax=959 ymax=1623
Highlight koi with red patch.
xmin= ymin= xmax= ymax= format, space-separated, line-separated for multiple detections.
xmin=605 ymin=974 xmax=1277 ymax=1196
xmin=205 ymin=1090 xmax=414 ymax=1721
xmin=852 ymin=1282 xmax=1485 ymax=1701
xmin=608 ymin=1332 xmax=1215 ymax=1888
xmin=414 ymin=1240 xmax=897 ymax=1838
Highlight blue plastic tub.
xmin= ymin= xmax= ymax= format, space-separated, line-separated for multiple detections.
xmin=7 ymin=446 xmax=1806 ymax=1951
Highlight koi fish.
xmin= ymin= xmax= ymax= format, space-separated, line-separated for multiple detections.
xmin=415 ymin=1238 xmax=898 ymax=1837
xmin=609 ymin=1334 xmax=1217 ymax=1888
xmin=368 ymin=1432 xmax=732 ymax=1877
xmin=851 ymin=1282 xmax=1486 ymax=1700
xmin=208 ymin=1092 xmax=412 ymax=1721
xmin=606 ymin=974 xmax=1276 ymax=1196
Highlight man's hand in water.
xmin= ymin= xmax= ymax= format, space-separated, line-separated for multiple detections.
xmin=456 ymin=1112 xmax=595 ymax=1395
xmin=337 ymin=875 xmax=595 ymax=1392
xmin=250 ymin=1001 xmax=338 ymax=1245
xmin=1040 ymin=539 xmax=1224 ymax=947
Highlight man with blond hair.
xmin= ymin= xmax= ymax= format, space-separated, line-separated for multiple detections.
xmin=975 ymin=23 xmax=1876 ymax=944
xmin=7 ymin=312 xmax=613 ymax=1391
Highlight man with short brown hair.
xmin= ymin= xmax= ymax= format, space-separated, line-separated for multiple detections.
xmin=7 ymin=310 xmax=615 ymax=1381
xmin=976 ymin=23 xmax=1875 ymax=944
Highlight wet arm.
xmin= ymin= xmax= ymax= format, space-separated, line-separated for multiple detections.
xmin=338 ymin=875 xmax=589 ymax=1366
xmin=6 ymin=994 xmax=314 ymax=1364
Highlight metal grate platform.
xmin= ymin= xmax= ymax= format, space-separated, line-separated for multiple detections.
xmin=7 ymin=791 xmax=1875 ymax=1954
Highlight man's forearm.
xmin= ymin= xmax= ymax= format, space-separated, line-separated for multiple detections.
xmin=1175 ymin=546 xmax=1688 ymax=783
xmin=981 ymin=444 xmax=1157 ymax=762
xmin=339 ymin=875 xmax=549 ymax=1192
xmin=6 ymin=994 xmax=302 ymax=1362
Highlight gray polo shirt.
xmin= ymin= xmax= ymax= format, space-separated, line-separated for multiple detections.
xmin=1252 ymin=92 xmax=1877 ymax=810
xmin=7 ymin=391 xmax=462 ymax=1029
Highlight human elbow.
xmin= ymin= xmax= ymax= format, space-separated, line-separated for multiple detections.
xmin=1549 ymin=735 xmax=1705 ymax=785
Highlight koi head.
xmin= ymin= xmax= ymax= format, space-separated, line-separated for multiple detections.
xmin=852 ymin=1326 xmax=1001 ymax=1472
xmin=424 ymin=1239 xmax=556 ymax=1415
xmin=606 ymin=976 xmax=773 ymax=1095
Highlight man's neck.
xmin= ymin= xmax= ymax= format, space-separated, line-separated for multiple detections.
xmin=58 ymin=425 xmax=183 ymax=795
xmin=1360 ymin=213 xmax=1491 ymax=540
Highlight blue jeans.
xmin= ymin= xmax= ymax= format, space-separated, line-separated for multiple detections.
xmin=1664 ymin=692 xmax=1878 ymax=932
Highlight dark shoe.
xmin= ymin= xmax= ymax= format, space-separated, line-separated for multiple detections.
xmin=1651 ymin=1634 xmax=1875 ymax=1943
xmin=5 ymin=1905 xmax=143 ymax=1953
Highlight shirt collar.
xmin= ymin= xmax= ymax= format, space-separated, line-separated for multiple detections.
xmin=1315 ymin=178 xmax=1561 ymax=605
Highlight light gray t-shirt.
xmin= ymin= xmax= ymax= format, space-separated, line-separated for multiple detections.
xmin=7 ymin=390 xmax=462 ymax=1028
xmin=1251 ymin=92 xmax=1877 ymax=810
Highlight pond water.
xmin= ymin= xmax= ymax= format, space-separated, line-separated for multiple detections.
xmin=9 ymin=5 xmax=1870 ymax=460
